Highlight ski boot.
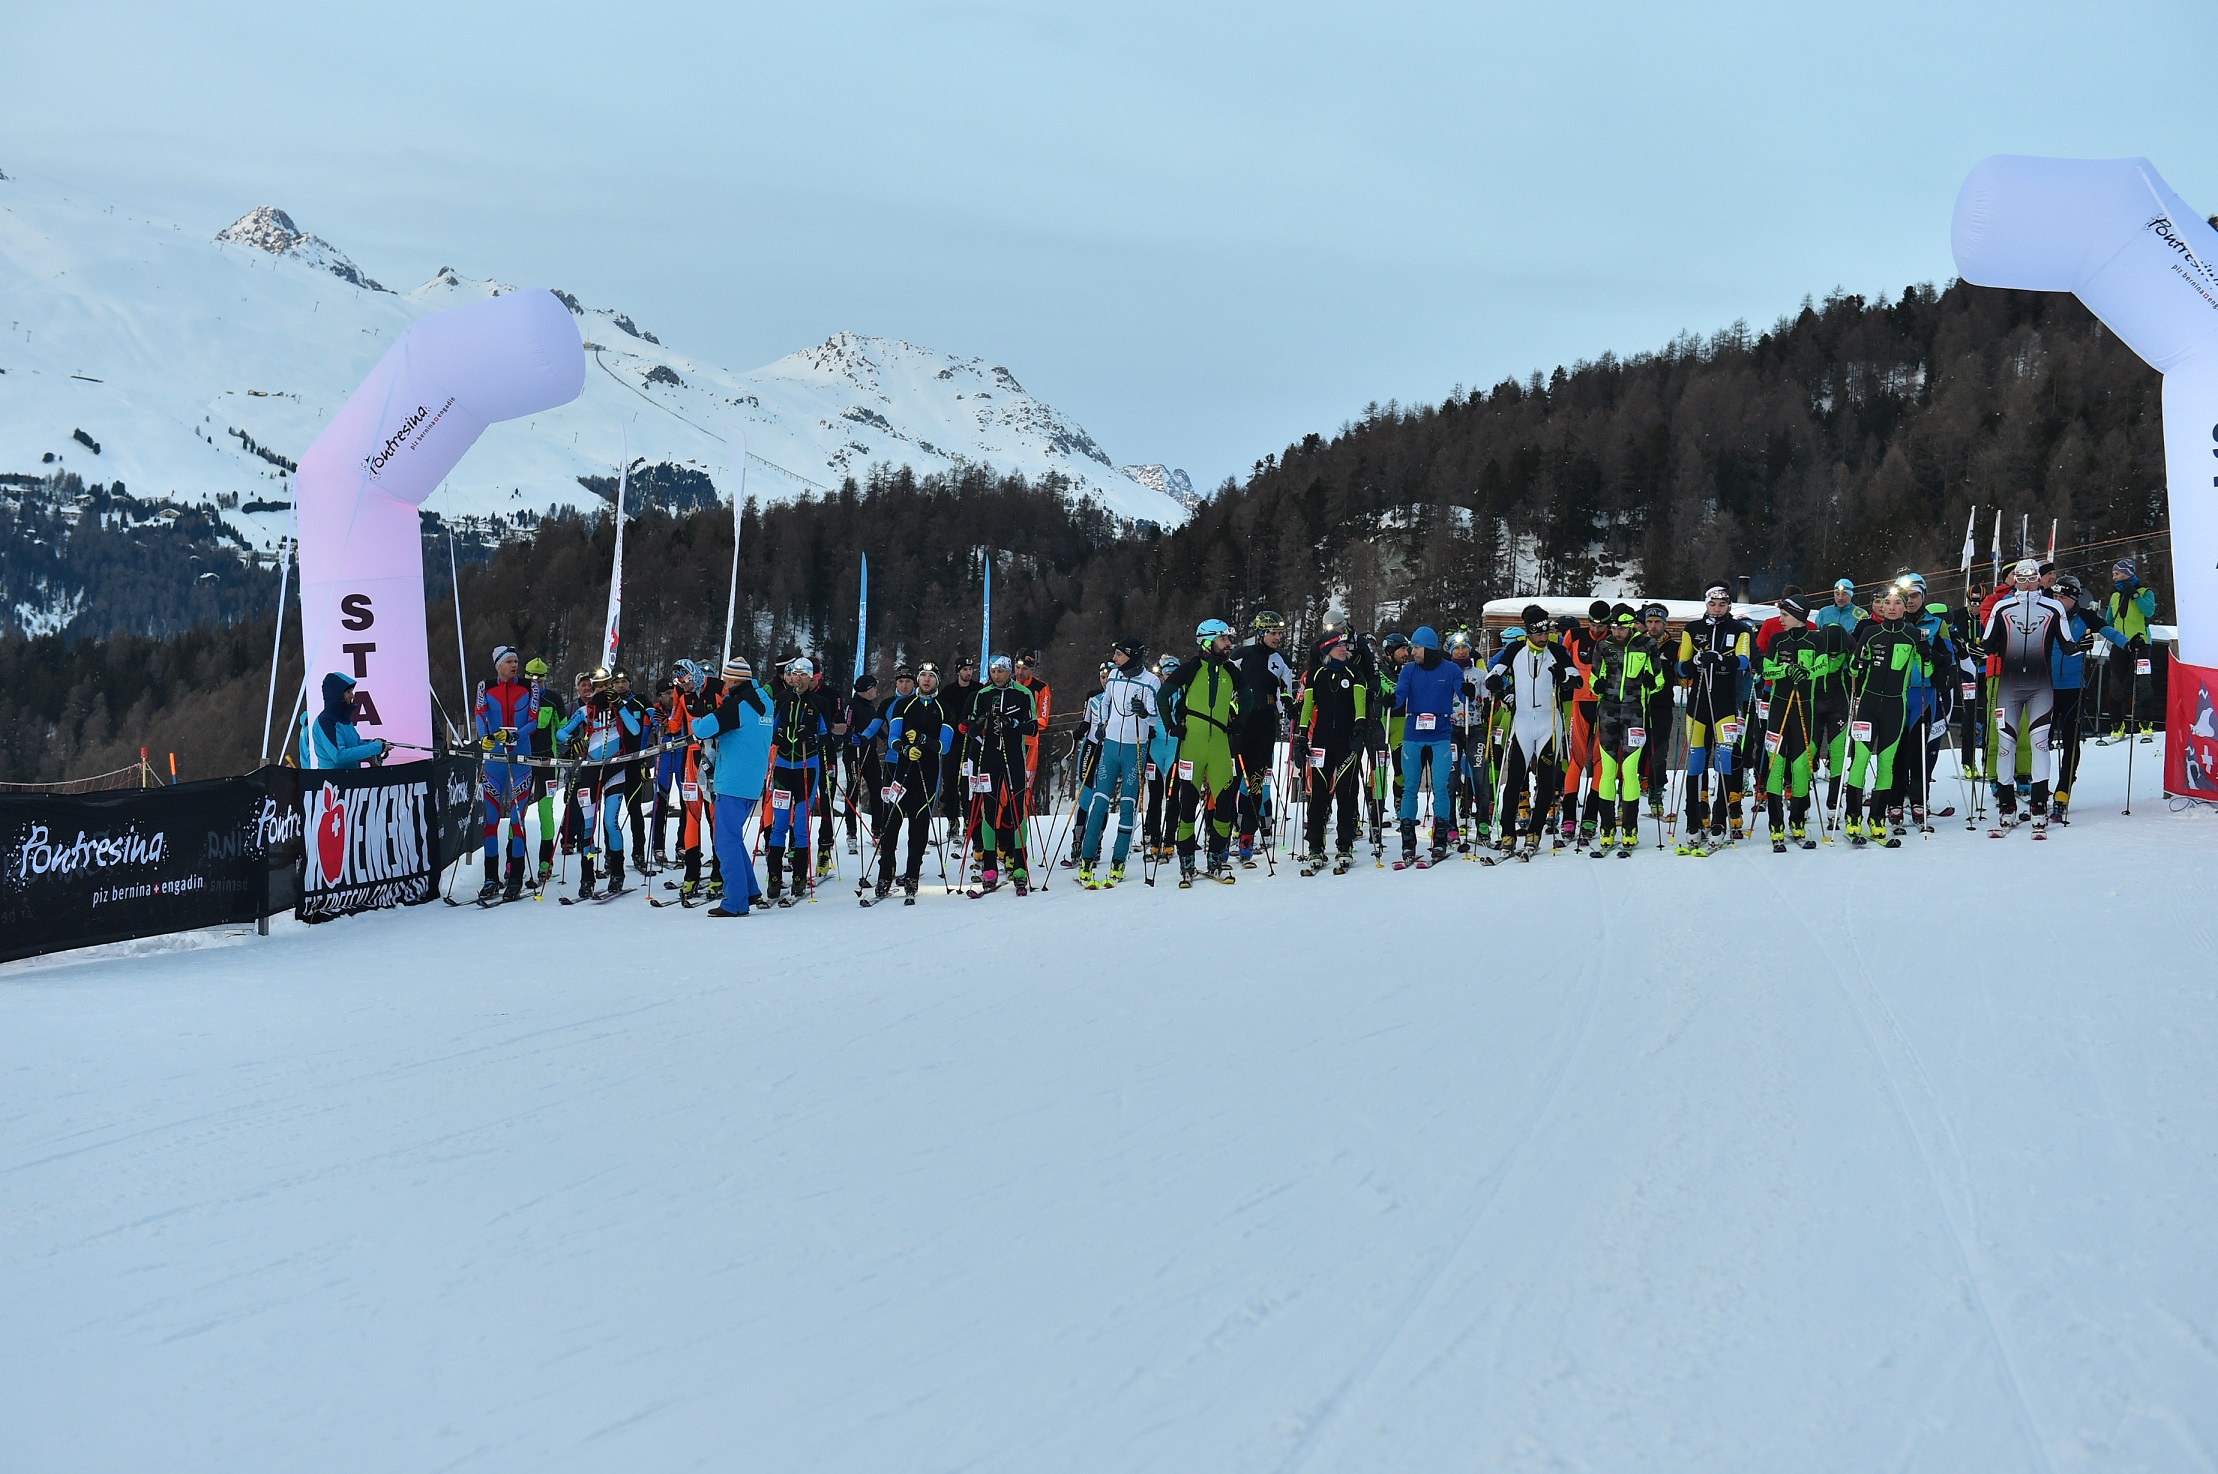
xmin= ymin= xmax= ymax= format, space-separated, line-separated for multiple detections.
xmin=1847 ymin=819 xmax=1868 ymax=849
xmin=1078 ymin=863 xmax=1097 ymax=890
xmin=502 ymin=856 xmax=526 ymax=903
xmin=2052 ymin=792 xmax=2071 ymax=825
xmin=1012 ymin=868 xmax=1031 ymax=897
xmin=1589 ymin=827 xmax=1613 ymax=859
xmin=705 ymin=877 xmax=724 ymax=901
xmin=1728 ymin=812 xmax=1746 ymax=844
xmin=1300 ymin=850 xmax=1327 ymax=877
xmin=978 ymin=865 xmax=1001 ymax=895
xmin=1334 ymin=850 xmax=1355 ymax=874
xmin=1674 ymin=825 xmax=1704 ymax=857
xmin=1428 ymin=841 xmax=1449 ymax=867
xmin=2030 ymin=808 xmax=2050 ymax=838
xmin=537 ymin=858 xmax=554 ymax=887
xmin=901 ymin=874 xmax=920 ymax=904
xmin=1177 ymin=852 xmax=1197 ymax=889
xmin=1911 ymin=806 xmax=1931 ymax=834
xmin=847 ymin=837 xmax=860 ymax=856
xmin=1770 ymin=827 xmax=1788 ymax=855
xmin=1237 ymin=833 xmax=1258 ymax=869
xmin=1887 ymin=807 xmax=1907 ymax=837
xmin=603 ymin=855 xmax=628 ymax=896
xmin=816 ymin=847 xmax=835 ymax=879
xmin=872 ymin=877 xmax=893 ymax=902
xmin=1204 ymin=849 xmax=1235 ymax=884
xmin=1106 ymin=863 xmax=1125 ymax=887
xmin=1616 ymin=828 xmax=1636 ymax=858
xmin=1790 ymin=823 xmax=1815 ymax=851
xmin=576 ymin=858 xmax=599 ymax=901
xmin=475 ymin=856 xmax=502 ymax=905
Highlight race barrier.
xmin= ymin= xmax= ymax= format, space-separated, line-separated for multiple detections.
xmin=1 ymin=755 xmax=479 ymax=963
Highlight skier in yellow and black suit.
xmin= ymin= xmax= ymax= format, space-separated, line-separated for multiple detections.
xmin=1585 ymin=605 xmax=1666 ymax=857
xmin=1758 ymin=594 xmax=1846 ymax=852
xmin=1674 ymin=584 xmax=1753 ymax=851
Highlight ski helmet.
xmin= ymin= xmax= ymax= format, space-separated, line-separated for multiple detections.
xmin=588 ymin=665 xmax=615 ymax=690
xmin=1445 ymin=627 xmax=1474 ymax=652
xmin=1195 ymin=618 xmax=1234 ymax=644
xmin=1157 ymin=653 xmax=1183 ymax=676
xmin=1251 ymin=610 xmax=1287 ymax=635
xmin=524 ymin=656 xmax=549 ymax=678
xmin=1381 ymin=631 xmax=1410 ymax=653
xmin=784 ymin=656 xmax=816 ymax=677
xmin=2053 ymin=574 xmax=2083 ymax=599
xmin=989 ymin=653 xmax=1014 ymax=672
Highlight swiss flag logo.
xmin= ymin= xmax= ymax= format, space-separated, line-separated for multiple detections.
xmin=315 ymin=783 xmax=346 ymax=881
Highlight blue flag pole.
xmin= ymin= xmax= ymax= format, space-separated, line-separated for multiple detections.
xmin=853 ymin=553 xmax=868 ymax=684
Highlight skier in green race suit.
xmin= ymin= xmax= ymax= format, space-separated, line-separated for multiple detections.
xmin=1169 ymin=618 xmax=1244 ymax=885
xmin=1841 ymin=586 xmax=1934 ymax=847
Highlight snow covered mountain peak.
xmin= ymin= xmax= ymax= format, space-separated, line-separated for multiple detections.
xmin=1122 ymin=464 xmax=1202 ymax=511
xmin=215 ymin=206 xmax=387 ymax=294
xmin=0 ymin=170 xmax=1192 ymax=542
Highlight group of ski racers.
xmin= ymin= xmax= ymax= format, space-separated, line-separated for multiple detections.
xmin=407 ymin=555 xmax=2163 ymax=915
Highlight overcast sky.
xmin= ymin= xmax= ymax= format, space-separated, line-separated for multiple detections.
xmin=10 ymin=0 xmax=2217 ymax=491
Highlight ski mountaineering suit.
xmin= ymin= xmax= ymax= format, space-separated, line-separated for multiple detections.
xmin=1082 ymin=661 xmax=1160 ymax=867
xmin=476 ymin=674 xmax=540 ymax=867
xmin=1759 ymin=622 xmax=1843 ymax=833
xmin=1298 ymin=653 xmax=1369 ymax=854
xmin=1232 ymin=638 xmax=1296 ymax=848
xmin=1484 ymin=633 xmax=1577 ymax=839
xmin=765 ymin=680 xmax=832 ymax=898
xmin=1171 ymin=648 xmax=1242 ymax=860
xmin=1675 ymin=613 xmax=1752 ymax=835
xmin=967 ymin=676 xmax=1040 ymax=881
xmin=554 ymin=689 xmax=644 ymax=864
xmin=1841 ymin=616 xmax=1932 ymax=829
xmin=1587 ymin=628 xmax=1666 ymax=837
xmin=1982 ymin=587 xmax=2081 ymax=814
xmin=878 ymin=686 xmax=954 ymax=891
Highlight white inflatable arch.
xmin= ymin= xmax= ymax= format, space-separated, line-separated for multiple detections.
xmin=1952 ymin=155 xmax=2218 ymax=666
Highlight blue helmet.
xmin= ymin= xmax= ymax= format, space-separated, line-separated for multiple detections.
xmin=1195 ymin=618 xmax=1234 ymax=644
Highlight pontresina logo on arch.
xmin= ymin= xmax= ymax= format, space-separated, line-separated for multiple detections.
xmin=300 ymin=771 xmax=434 ymax=920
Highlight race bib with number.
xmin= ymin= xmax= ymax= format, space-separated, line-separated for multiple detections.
xmin=2137 ymin=658 xmax=2153 ymax=675
xmin=970 ymin=774 xmax=994 ymax=794
xmin=771 ymin=790 xmax=792 ymax=810
xmin=1415 ymin=713 xmax=1437 ymax=731
xmin=1308 ymin=748 xmax=1325 ymax=768
xmin=1756 ymin=699 xmax=1770 ymax=722
xmin=1145 ymin=764 xmax=1157 ymax=780
xmin=544 ymin=781 xmax=559 ymax=798
xmin=681 ymin=782 xmax=699 ymax=803
xmin=1719 ymin=719 xmax=1743 ymax=742
xmin=1961 ymin=682 xmax=1977 ymax=699
xmin=1176 ymin=760 xmax=1194 ymax=781
xmin=1764 ymin=730 xmax=1783 ymax=754
xmin=881 ymin=782 xmax=906 ymax=804
xmin=1627 ymin=726 xmax=1646 ymax=750
xmin=960 ymin=761 xmax=973 ymax=777
xmin=1851 ymin=720 xmax=1873 ymax=743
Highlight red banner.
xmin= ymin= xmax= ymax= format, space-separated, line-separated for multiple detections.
xmin=2166 ymin=659 xmax=2218 ymax=799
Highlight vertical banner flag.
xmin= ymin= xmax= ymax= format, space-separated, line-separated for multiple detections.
xmin=853 ymin=553 xmax=869 ymax=684
xmin=981 ymin=551 xmax=993 ymax=671
xmin=1960 ymin=506 xmax=1978 ymax=572
xmin=603 ymin=455 xmax=627 ymax=672
xmin=1991 ymin=510 xmax=2002 ymax=587
xmin=721 ymin=428 xmax=748 ymax=672
xmin=293 ymin=291 xmax=584 ymax=755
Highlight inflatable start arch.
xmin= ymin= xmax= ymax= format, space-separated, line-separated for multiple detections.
xmin=1952 ymin=155 xmax=2218 ymax=797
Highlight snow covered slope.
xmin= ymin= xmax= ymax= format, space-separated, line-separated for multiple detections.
xmin=4 ymin=743 xmax=2214 ymax=1472
xmin=0 ymin=169 xmax=1188 ymax=546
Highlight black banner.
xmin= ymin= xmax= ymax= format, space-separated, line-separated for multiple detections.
xmin=0 ymin=776 xmax=288 ymax=964
xmin=275 ymin=755 xmax=479 ymax=924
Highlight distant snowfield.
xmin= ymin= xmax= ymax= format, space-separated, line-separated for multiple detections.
xmin=5 ymin=741 xmax=2215 ymax=1472
xmin=0 ymin=170 xmax=1190 ymax=539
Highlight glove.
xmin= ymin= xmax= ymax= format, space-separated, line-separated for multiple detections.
xmin=499 ymin=726 xmax=517 ymax=745
xmin=1288 ymin=732 xmax=1310 ymax=770
xmin=479 ymin=735 xmax=496 ymax=752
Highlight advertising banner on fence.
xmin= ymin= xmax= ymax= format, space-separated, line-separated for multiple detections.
xmin=271 ymin=755 xmax=477 ymax=924
xmin=2166 ymin=658 xmax=2218 ymax=799
xmin=0 ymin=777 xmax=286 ymax=964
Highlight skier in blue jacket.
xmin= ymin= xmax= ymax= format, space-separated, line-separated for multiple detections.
xmin=690 ymin=655 xmax=775 ymax=915
xmin=299 ymin=671 xmax=388 ymax=769
xmin=1392 ymin=625 xmax=1463 ymax=863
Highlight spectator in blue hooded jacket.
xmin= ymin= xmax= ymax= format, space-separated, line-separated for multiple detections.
xmin=690 ymin=655 xmax=775 ymax=915
xmin=1392 ymin=625 xmax=1463 ymax=861
xmin=300 ymin=671 xmax=388 ymax=769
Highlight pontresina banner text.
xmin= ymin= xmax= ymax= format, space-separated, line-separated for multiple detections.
xmin=0 ymin=776 xmax=294 ymax=963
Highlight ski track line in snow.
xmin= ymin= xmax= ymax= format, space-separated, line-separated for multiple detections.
xmin=1756 ymin=860 xmax=2059 ymax=1474
xmin=1270 ymin=887 xmax=1622 ymax=1474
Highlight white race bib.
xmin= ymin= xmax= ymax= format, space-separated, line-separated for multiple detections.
xmin=2137 ymin=658 xmax=2153 ymax=675
xmin=771 ymin=789 xmax=792 ymax=810
xmin=1627 ymin=726 xmax=1646 ymax=750
xmin=1176 ymin=760 xmax=1194 ymax=781
xmin=1764 ymin=730 xmax=1783 ymax=754
xmin=1415 ymin=713 xmax=1437 ymax=731
xmin=544 ymin=781 xmax=559 ymax=798
xmin=881 ymin=782 xmax=905 ymax=803
xmin=1308 ymin=748 xmax=1325 ymax=768
xmin=1145 ymin=764 xmax=1157 ymax=780
xmin=681 ymin=782 xmax=699 ymax=803
xmin=1961 ymin=682 xmax=1977 ymax=699
xmin=970 ymin=774 xmax=994 ymax=794
xmin=1851 ymin=720 xmax=1872 ymax=744
xmin=1719 ymin=719 xmax=1743 ymax=743
xmin=1756 ymin=699 xmax=1771 ymax=721
xmin=960 ymin=760 xmax=973 ymax=777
